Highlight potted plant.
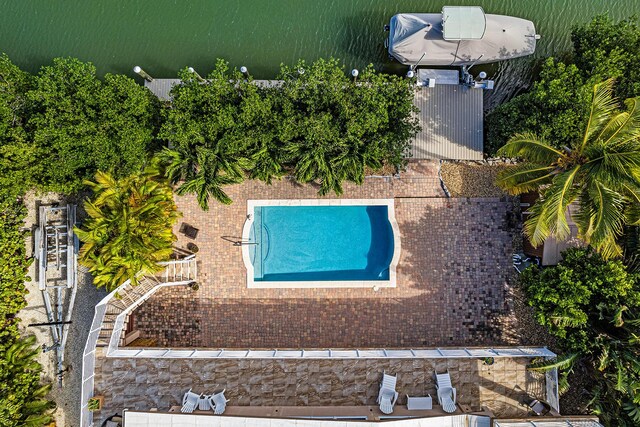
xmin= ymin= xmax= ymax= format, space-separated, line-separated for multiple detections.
xmin=188 ymin=281 xmax=199 ymax=291
xmin=88 ymin=395 xmax=104 ymax=412
xmin=482 ymin=357 xmax=495 ymax=366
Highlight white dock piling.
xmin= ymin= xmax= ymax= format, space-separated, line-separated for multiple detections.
xmin=133 ymin=66 xmax=154 ymax=82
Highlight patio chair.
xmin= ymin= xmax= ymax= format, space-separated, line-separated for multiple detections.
xmin=435 ymin=371 xmax=457 ymax=413
xmin=181 ymin=388 xmax=200 ymax=413
xmin=197 ymin=394 xmax=211 ymax=411
xmin=377 ymin=371 xmax=399 ymax=414
xmin=209 ymin=389 xmax=229 ymax=415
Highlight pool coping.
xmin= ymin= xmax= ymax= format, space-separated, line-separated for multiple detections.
xmin=241 ymin=199 xmax=400 ymax=289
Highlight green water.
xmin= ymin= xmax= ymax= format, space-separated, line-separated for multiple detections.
xmin=1 ymin=0 xmax=638 ymax=81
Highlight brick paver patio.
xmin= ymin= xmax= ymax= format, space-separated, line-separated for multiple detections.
xmin=130 ymin=160 xmax=518 ymax=348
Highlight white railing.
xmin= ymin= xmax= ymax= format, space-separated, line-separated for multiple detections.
xmin=106 ymin=347 xmax=556 ymax=359
xmin=546 ymin=367 xmax=560 ymax=413
xmin=107 ymin=280 xmax=193 ymax=355
xmin=80 ymin=286 xmax=118 ymax=427
xmin=80 ymin=258 xmax=198 ymax=427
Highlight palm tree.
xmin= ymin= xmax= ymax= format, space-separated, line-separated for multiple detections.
xmin=497 ymin=79 xmax=640 ymax=259
xmin=158 ymin=144 xmax=250 ymax=209
xmin=75 ymin=163 xmax=180 ymax=291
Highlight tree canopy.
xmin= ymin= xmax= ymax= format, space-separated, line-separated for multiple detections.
xmin=75 ymin=164 xmax=180 ymax=291
xmin=521 ymin=248 xmax=640 ymax=425
xmin=159 ymin=58 xmax=418 ymax=209
xmin=486 ymin=15 xmax=640 ymax=156
xmin=497 ymin=80 xmax=640 ymax=259
xmin=0 ymin=55 xmax=161 ymax=195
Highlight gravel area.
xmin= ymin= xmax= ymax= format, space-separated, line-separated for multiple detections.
xmin=440 ymin=161 xmax=514 ymax=197
xmin=17 ymin=191 xmax=105 ymax=427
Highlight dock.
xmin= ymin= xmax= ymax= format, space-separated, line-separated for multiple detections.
xmin=411 ymin=84 xmax=483 ymax=160
xmin=143 ymin=73 xmax=484 ymax=161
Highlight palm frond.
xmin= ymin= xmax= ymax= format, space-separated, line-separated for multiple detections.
xmin=582 ymin=79 xmax=618 ymax=150
xmin=497 ymin=132 xmax=565 ymax=164
xmin=528 ymin=353 xmax=579 ymax=372
xmin=496 ymin=164 xmax=556 ymax=195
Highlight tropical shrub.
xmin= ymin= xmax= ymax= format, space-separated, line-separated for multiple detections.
xmin=0 ymin=199 xmax=54 ymax=427
xmin=0 ymin=54 xmax=35 ymax=198
xmin=572 ymin=15 xmax=640 ymax=101
xmin=159 ymin=58 xmax=418 ymax=209
xmin=26 ymin=57 xmax=161 ymax=193
xmin=0 ymin=198 xmax=30 ymax=343
xmin=485 ymin=58 xmax=590 ymax=155
xmin=0 ymin=336 xmax=56 ymax=427
xmin=486 ymin=15 xmax=640 ymax=155
xmin=497 ymin=80 xmax=640 ymax=259
xmin=521 ymin=248 xmax=640 ymax=426
xmin=75 ymin=164 xmax=180 ymax=291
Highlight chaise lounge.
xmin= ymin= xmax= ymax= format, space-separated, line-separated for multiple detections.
xmin=377 ymin=371 xmax=399 ymax=414
xmin=435 ymin=370 xmax=457 ymax=413
xmin=181 ymin=389 xmax=200 ymax=413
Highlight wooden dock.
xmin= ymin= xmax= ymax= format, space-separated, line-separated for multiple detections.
xmin=411 ymin=85 xmax=483 ymax=160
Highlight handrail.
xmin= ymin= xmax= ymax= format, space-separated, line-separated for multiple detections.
xmin=80 ymin=258 xmax=198 ymax=427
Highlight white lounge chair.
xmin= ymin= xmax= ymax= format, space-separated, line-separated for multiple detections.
xmin=435 ymin=371 xmax=457 ymax=413
xmin=377 ymin=371 xmax=399 ymax=414
xmin=181 ymin=388 xmax=200 ymax=413
xmin=209 ymin=389 xmax=229 ymax=415
xmin=197 ymin=394 xmax=211 ymax=411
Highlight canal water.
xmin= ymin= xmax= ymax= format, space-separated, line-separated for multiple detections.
xmin=1 ymin=0 xmax=638 ymax=102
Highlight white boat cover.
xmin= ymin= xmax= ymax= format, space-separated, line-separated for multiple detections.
xmin=388 ymin=12 xmax=537 ymax=66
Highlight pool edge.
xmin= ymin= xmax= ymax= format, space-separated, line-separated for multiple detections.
xmin=242 ymin=199 xmax=401 ymax=289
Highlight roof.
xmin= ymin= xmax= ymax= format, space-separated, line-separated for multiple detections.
xmin=442 ymin=6 xmax=486 ymax=40
xmin=123 ymin=411 xmax=491 ymax=426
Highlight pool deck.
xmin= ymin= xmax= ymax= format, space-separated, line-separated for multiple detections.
xmin=130 ymin=160 xmax=521 ymax=348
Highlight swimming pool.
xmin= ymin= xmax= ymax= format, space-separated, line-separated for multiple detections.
xmin=242 ymin=199 xmax=400 ymax=288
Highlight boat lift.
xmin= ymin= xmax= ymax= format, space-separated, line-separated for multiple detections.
xmin=34 ymin=204 xmax=79 ymax=386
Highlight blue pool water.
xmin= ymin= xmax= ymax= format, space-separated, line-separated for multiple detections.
xmin=250 ymin=205 xmax=394 ymax=282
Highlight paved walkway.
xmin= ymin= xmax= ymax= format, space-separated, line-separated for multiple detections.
xmin=131 ymin=161 xmax=518 ymax=348
xmin=92 ymin=350 xmax=546 ymax=425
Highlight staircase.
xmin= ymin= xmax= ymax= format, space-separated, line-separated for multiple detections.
xmin=95 ymin=257 xmax=198 ymax=348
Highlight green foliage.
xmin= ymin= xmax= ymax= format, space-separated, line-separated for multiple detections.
xmin=0 ymin=336 xmax=56 ymax=427
xmin=75 ymin=163 xmax=180 ymax=291
xmin=497 ymin=80 xmax=640 ymax=259
xmin=521 ymin=247 xmax=639 ymax=351
xmin=521 ymin=247 xmax=640 ymax=425
xmin=26 ymin=57 xmax=161 ymax=193
xmin=486 ymin=15 xmax=640 ymax=155
xmin=159 ymin=58 xmax=418 ymax=209
xmin=87 ymin=397 xmax=102 ymax=411
xmin=0 ymin=54 xmax=35 ymax=199
xmin=486 ymin=58 xmax=590 ymax=155
xmin=572 ymin=15 xmax=640 ymax=101
xmin=0 ymin=198 xmax=30 ymax=344
xmin=0 ymin=199 xmax=53 ymax=427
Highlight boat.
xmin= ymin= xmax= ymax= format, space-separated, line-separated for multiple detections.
xmin=387 ymin=6 xmax=540 ymax=67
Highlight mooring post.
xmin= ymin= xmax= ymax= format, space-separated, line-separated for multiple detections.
xmin=187 ymin=67 xmax=206 ymax=82
xmin=133 ymin=66 xmax=154 ymax=82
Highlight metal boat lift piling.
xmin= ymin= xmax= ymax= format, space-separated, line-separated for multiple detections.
xmin=34 ymin=204 xmax=79 ymax=386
